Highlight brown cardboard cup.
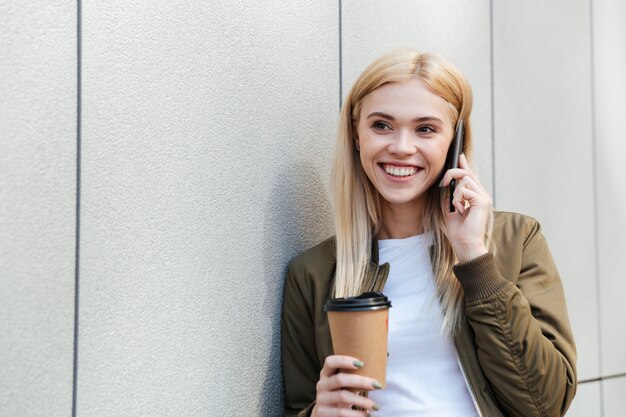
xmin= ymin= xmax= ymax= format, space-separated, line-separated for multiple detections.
xmin=325 ymin=292 xmax=391 ymax=388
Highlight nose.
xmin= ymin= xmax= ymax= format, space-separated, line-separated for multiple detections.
xmin=388 ymin=129 xmax=416 ymax=155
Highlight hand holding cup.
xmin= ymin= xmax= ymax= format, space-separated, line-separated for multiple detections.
xmin=312 ymin=355 xmax=381 ymax=417
xmin=314 ymin=292 xmax=391 ymax=416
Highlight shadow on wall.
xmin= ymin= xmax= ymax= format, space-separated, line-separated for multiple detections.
xmin=260 ymin=161 xmax=333 ymax=415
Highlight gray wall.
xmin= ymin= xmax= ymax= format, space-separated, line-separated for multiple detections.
xmin=0 ymin=2 xmax=76 ymax=417
xmin=1 ymin=1 xmax=624 ymax=416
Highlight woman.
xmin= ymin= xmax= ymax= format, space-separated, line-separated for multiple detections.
xmin=281 ymin=49 xmax=576 ymax=417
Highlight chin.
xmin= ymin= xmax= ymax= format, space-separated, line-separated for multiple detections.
xmin=379 ymin=192 xmax=424 ymax=206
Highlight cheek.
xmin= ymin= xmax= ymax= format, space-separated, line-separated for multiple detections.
xmin=424 ymin=145 xmax=450 ymax=168
xmin=358 ymin=147 xmax=381 ymax=183
xmin=359 ymin=148 xmax=376 ymax=174
xmin=358 ymin=137 xmax=376 ymax=160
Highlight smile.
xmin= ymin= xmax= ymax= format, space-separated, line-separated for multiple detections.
xmin=381 ymin=163 xmax=419 ymax=178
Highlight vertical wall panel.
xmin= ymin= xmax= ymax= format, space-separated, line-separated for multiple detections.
xmin=593 ymin=0 xmax=626 ymax=377
xmin=78 ymin=1 xmax=338 ymax=416
xmin=492 ymin=0 xmax=598 ymax=380
xmin=342 ymin=0 xmax=494 ymax=196
xmin=0 ymin=2 xmax=76 ymax=416
xmin=565 ymin=381 xmax=602 ymax=417
xmin=604 ymin=376 xmax=626 ymax=416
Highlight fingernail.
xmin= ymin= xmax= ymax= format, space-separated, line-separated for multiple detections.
xmin=372 ymin=404 xmax=380 ymax=411
xmin=438 ymin=178 xmax=445 ymax=187
xmin=372 ymin=381 xmax=382 ymax=389
xmin=353 ymin=360 xmax=364 ymax=368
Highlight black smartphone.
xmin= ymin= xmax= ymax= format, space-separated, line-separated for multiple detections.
xmin=447 ymin=118 xmax=464 ymax=212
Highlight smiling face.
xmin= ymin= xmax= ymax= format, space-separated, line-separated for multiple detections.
xmin=355 ymin=78 xmax=455 ymax=214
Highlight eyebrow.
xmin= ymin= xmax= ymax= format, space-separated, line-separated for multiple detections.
xmin=366 ymin=111 xmax=443 ymax=124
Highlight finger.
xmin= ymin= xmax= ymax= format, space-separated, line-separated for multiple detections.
xmin=451 ymin=179 xmax=468 ymax=214
xmin=317 ymin=390 xmax=377 ymax=410
xmin=323 ymin=372 xmax=381 ymax=392
xmin=442 ymin=187 xmax=460 ymax=216
xmin=440 ymin=168 xmax=472 ymax=187
xmin=456 ymin=180 xmax=489 ymax=204
xmin=447 ymin=177 xmax=490 ymax=210
xmin=456 ymin=175 xmax=489 ymax=198
xmin=452 ymin=181 xmax=476 ymax=215
xmin=320 ymin=355 xmax=364 ymax=378
xmin=453 ymin=195 xmax=465 ymax=215
xmin=458 ymin=186 xmax=480 ymax=202
xmin=453 ymin=187 xmax=488 ymax=215
xmin=458 ymin=153 xmax=469 ymax=169
xmin=440 ymin=158 xmax=483 ymax=188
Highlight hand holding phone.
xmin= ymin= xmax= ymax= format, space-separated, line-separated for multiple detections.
xmin=441 ymin=118 xmax=492 ymax=262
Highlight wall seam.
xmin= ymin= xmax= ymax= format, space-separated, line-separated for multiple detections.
xmin=72 ymin=0 xmax=82 ymax=416
xmin=489 ymin=0 xmax=496 ymax=204
xmin=588 ymin=0 xmax=604 ymax=415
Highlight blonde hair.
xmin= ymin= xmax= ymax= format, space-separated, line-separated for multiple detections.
xmin=331 ymin=49 xmax=493 ymax=333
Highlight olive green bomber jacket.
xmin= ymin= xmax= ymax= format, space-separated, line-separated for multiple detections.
xmin=281 ymin=211 xmax=577 ymax=417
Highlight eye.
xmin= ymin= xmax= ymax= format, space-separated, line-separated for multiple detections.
xmin=371 ymin=120 xmax=392 ymax=131
xmin=416 ymin=125 xmax=436 ymax=134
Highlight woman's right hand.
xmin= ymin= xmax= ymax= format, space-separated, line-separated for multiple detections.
xmin=311 ymin=355 xmax=381 ymax=417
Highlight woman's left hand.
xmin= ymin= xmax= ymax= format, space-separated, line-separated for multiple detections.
xmin=439 ymin=154 xmax=492 ymax=263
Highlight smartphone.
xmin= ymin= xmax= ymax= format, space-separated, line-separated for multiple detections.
xmin=447 ymin=118 xmax=464 ymax=212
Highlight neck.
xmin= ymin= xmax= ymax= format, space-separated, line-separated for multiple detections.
xmin=377 ymin=199 xmax=426 ymax=240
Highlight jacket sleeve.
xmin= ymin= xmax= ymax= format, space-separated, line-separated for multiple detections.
xmin=281 ymin=262 xmax=318 ymax=417
xmin=453 ymin=219 xmax=577 ymax=417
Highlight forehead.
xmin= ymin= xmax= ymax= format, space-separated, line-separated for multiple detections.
xmin=360 ymin=79 xmax=453 ymax=124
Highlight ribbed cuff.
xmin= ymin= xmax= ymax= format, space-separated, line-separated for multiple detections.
xmin=453 ymin=252 xmax=510 ymax=303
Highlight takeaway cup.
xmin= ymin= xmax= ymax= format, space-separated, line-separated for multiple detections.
xmin=325 ymin=291 xmax=391 ymax=387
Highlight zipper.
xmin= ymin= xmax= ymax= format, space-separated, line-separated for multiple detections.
xmin=455 ymin=350 xmax=484 ymax=417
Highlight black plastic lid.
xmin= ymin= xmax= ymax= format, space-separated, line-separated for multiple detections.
xmin=325 ymin=291 xmax=391 ymax=312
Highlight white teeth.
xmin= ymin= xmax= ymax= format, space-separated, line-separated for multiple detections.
xmin=384 ymin=165 xmax=417 ymax=177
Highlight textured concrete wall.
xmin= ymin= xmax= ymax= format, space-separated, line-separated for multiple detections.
xmin=1 ymin=1 xmax=625 ymax=416
xmin=0 ymin=2 xmax=76 ymax=416
xmin=76 ymin=1 xmax=336 ymax=416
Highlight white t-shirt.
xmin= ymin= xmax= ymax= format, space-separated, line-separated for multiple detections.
xmin=368 ymin=233 xmax=479 ymax=417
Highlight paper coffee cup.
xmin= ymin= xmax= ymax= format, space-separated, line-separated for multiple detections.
xmin=325 ymin=292 xmax=391 ymax=387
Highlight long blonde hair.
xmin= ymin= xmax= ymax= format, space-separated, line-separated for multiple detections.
xmin=331 ymin=49 xmax=493 ymax=333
